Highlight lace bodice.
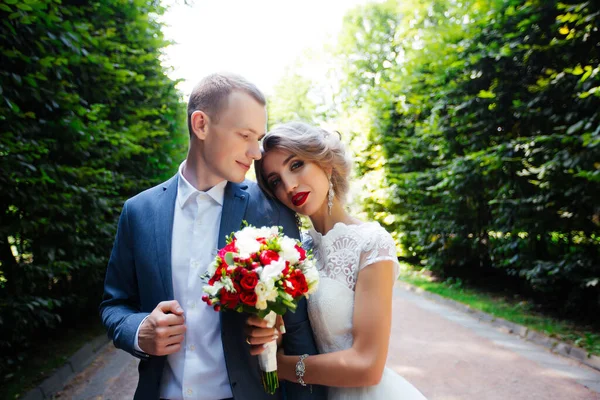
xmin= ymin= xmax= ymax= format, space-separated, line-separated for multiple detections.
xmin=303 ymin=222 xmax=400 ymax=354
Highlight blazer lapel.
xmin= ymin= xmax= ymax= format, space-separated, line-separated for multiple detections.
xmin=218 ymin=181 xmax=249 ymax=248
xmin=155 ymin=175 xmax=178 ymax=299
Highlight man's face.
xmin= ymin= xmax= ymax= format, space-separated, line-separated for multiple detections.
xmin=202 ymin=91 xmax=266 ymax=183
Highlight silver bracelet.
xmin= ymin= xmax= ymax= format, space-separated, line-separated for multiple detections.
xmin=295 ymin=354 xmax=309 ymax=386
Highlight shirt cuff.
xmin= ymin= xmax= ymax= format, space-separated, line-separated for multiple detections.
xmin=134 ymin=315 xmax=150 ymax=353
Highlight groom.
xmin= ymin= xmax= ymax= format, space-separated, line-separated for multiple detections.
xmin=100 ymin=73 xmax=324 ymax=400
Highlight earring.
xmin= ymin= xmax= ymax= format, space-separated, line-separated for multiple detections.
xmin=328 ymin=180 xmax=335 ymax=215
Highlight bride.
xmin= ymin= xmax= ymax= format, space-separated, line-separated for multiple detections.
xmin=248 ymin=122 xmax=427 ymax=399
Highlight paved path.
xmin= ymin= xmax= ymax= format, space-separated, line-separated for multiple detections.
xmin=56 ymin=284 xmax=600 ymax=399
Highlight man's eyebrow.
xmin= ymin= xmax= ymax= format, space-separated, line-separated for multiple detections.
xmin=266 ymin=154 xmax=296 ymax=179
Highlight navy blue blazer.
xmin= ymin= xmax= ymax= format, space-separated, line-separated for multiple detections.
xmin=100 ymin=175 xmax=325 ymax=400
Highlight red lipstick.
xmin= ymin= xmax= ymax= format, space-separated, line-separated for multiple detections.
xmin=292 ymin=192 xmax=309 ymax=207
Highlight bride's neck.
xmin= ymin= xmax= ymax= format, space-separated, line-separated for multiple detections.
xmin=309 ymin=202 xmax=356 ymax=236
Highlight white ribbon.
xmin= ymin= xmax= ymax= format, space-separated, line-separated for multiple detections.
xmin=258 ymin=311 xmax=278 ymax=373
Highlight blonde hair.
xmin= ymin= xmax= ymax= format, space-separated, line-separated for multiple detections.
xmin=187 ymin=73 xmax=265 ymax=136
xmin=256 ymin=122 xmax=352 ymax=203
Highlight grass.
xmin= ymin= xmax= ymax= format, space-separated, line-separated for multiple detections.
xmin=1 ymin=317 xmax=106 ymax=399
xmin=398 ymin=263 xmax=600 ymax=357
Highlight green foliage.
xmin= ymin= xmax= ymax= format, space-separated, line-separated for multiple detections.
xmin=337 ymin=0 xmax=599 ymax=320
xmin=268 ymin=68 xmax=320 ymax=127
xmin=0 ymin=0 xmax=186 ymax=381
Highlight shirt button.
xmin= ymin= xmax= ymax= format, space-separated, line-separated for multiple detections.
xmin=189 ymin=344 xmax=196 ymax=351
xmin=189 ymin=301 xmax=196 ymax=309
xmin=190 ymin=259 xmax=200 ymax=268
xmin=186 ymin=388 xmax=193 ymax=395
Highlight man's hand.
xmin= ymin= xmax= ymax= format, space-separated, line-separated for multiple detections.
xmin=139 ymin=300 xmax=186 ymax=356
xmin=244 ymin=314 xmax=285 ymax=356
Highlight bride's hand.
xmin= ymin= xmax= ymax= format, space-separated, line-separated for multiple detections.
xmin=244 ymin=314 xmax=285 ymax=356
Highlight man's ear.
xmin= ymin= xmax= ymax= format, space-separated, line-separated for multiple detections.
xmin=190 ymin=110 xmax=210 ymax=140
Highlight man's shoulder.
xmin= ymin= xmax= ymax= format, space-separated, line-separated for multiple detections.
xmin=125 ymin=175 xmax=177 ymax=209
xmin=243 ymin=179 xmax=277 ymax=208
xmin=242 ymin=179 xmax=296 ymax=220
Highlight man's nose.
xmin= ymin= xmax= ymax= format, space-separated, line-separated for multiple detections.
xmin=248 ymin=140 xmax=262 ymax=161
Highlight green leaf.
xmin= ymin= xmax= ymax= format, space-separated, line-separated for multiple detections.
xmin=567 ymin=121 xmax=583 ymax=135
xmin=477 ymin=90 xmax=495 ymax=99
xmin=16 ymin=3 xmax=33 ymax=11
xmin=224 ymin=252 xmax=235 ymax=266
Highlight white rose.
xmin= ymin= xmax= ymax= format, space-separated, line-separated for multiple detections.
xmin=236 ymin=226 xmax=261 ymax=240
xmin=260 ymin=259 xmax=286 ymax=282
xmin=256 ymin=298 xmax=268 ymax=310
xmin=255 ymin=281 xmax=267 ymax=299
xmin=256 ymin=226 xmax=279 ymax=239
xmin=279 ymin=237 xmax=300 ymax=264
xmin=255 ymin=280 xmax=278 ymax=304
xmin=236 ymin=235 xmax=261 ymax=259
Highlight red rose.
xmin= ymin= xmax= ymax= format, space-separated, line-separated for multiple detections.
xmin=295 ymin=245 xmax=306 ymax=261
xmin=220 ymin=287 xmax=240 ymax=309
xmin=294 ymin=273 xmax=308 ymax=295
xmin=259 ymin=250 xmax=280 ymax=266
xmin=284 ymin=273 xmax=308 ymax=298
xmin=282 ymin=261 xmax=291 ymax=276
xmin=240 ymin=272 xmax=259 ymax=291
xmin=240 ymin=291 xmax=257 ymax=306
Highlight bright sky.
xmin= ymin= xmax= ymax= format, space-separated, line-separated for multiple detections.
xmin=161 ymin=0 xmax=378 ymax=98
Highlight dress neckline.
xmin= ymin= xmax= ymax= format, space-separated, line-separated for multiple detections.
xmin=307 ymin=221 xmax=378 ymax=245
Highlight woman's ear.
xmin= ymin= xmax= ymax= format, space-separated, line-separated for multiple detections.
xmin=190 ymin=110 xmax=210 ymax=140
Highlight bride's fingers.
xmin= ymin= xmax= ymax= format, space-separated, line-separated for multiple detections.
xmin=246 ymin=332 xmax=278 ymax=345
xmin=246 ymin=315 xmax=269 ymax=328
xmin=244 ymin=323 xmax=278 ymax=339
xmin=275 ymin=315 xmax=286 ymax=334
xmin=249 ymin=344 xmax=268 ymax=356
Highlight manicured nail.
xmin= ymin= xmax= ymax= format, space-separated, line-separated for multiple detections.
xmin=176 ymin=307 xmax=183 ymax=313
xmin=279 ymin=325 xmax=286 ymax=334
xmin=272 ymin=335 xmax=279 ymax=341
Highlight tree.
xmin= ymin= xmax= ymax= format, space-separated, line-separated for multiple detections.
xmin=0 ymin=0 xmax=187 ymax=379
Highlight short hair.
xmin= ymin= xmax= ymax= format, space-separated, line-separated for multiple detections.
xmin=255 ymin=122 xmax=352 ymax=204
xmin=187 ymin=73 xmax=266 ymax=136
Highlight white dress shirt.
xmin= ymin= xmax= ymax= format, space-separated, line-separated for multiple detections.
xmin=136 ymin=161 xmax=232 ymax=400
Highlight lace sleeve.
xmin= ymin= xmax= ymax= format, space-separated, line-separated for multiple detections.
xmin=359 ymin=226 xmax=400 ymax=279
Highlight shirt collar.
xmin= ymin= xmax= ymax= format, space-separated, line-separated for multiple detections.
xmin=177 ymin=160 xmax=227 ymax=208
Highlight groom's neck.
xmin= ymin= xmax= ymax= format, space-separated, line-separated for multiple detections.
xmin=183 ymin=152 xmax=225 ymax=192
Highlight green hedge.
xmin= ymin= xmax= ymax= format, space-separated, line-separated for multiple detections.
xmin=338 ymin=0 xmax=599 ymax=319
xmin=0 ymin=0 xmax=186 ymax=379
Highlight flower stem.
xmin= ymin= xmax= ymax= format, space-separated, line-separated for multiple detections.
xmin=261 ymin=371 xmax=279 ymax=394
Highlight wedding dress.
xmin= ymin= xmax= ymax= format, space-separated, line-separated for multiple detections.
xmin=304 ymin=222 xmax=427 ymax=400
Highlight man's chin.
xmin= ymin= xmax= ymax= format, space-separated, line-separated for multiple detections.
xmin=226 ymin=172 xmax=247 ymax=184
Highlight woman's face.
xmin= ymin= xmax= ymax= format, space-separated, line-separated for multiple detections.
xmin=260 ymin=149 xmax=330 ymax=217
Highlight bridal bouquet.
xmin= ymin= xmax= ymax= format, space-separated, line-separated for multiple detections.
xmin=201 ymin=225 xmax=319 ymax=394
